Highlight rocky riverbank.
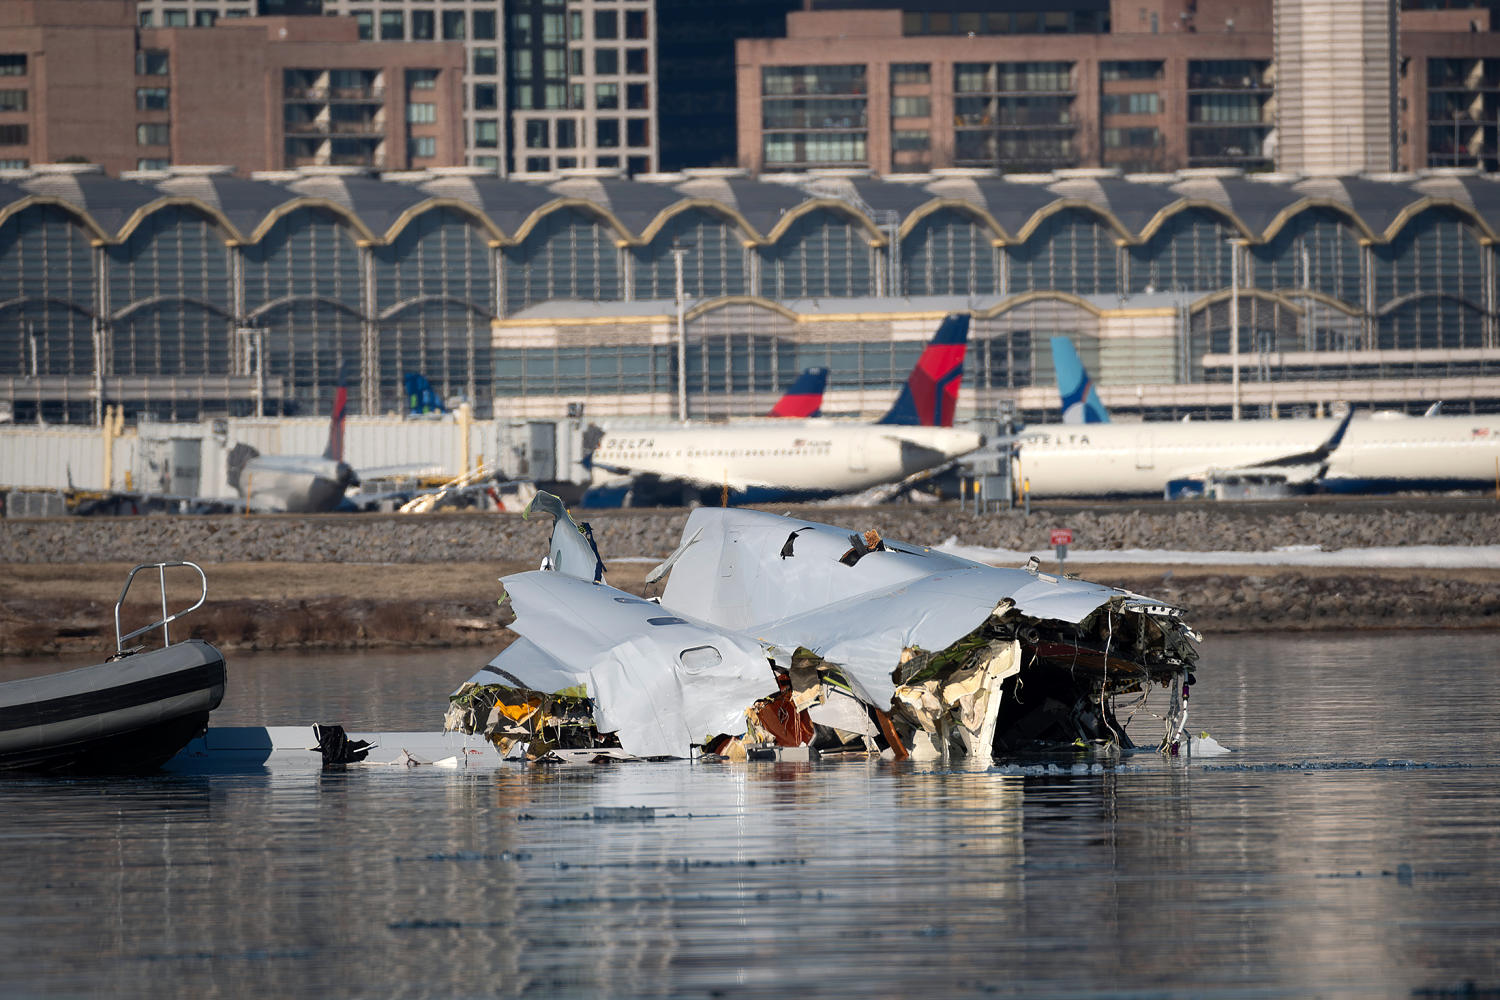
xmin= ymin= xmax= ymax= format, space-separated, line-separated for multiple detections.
xmin=2 ymin=500 xmax=1498 ymax=656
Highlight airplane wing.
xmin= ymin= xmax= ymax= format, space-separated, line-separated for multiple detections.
xmin=1177 ymin=408 xmax=1355 ymax=487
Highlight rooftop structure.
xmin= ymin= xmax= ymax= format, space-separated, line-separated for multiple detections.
xmin=3 ymin=162 xmax=1499 ymax=425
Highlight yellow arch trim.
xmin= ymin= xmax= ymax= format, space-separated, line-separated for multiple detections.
xmin=505 ymin=197 xmax=636 ymax=245
xmin=634 ymin=198 xmax=766 ymax=246
xmin=1379 ymin=196 xmax=1497 ymax=243
xmin=1259 ymin=197 xmax=1378 ymax=243
xmin=247 ymin=196 xmax=379 ymax=243
xmin=898 ymin=198 xmax=1010 ymax=243
xmin=764 ymin=198 xmax=887 ymax=246
xmin=0 ymin=194 xmax=113 ymax=243
xmin=115 ymin=196 xmax=245 ymax=244
xmin=1136 ymin=198 xmax=1259 ymax=243
xmin=976 ymin=290 xmax=1104 ymax=319
xmin=381 ymin=197 xmax=509 ymax=244
xmin=1012 ymin=198 xmax=1135 ymax=244
xmin=684 ymin=295 xmax=799 ymax=323
xmin=1190 ymin=287 xmax=1311 ymax=317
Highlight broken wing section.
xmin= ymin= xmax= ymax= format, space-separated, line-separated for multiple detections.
xmin=524 ymin=490 xmax=607 ymax=583
xmin=453 ymin=571 xmax=777 ymax=758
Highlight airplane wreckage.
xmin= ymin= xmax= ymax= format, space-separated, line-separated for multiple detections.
xmin=446 ymin=494 xmax=1202 ymax=763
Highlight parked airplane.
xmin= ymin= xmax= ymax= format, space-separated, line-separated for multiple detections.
xmin=1018 ymin=345 xmax=1500 ymax=497
xmin=581 ymin=314 xmax=980 ymax=506
xmin=1051 ymin=336 xmax=1109 ymax=424
xmin=226 ymin=383 xmax=358 ymax=513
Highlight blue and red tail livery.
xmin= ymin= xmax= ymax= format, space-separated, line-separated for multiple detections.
xmin=323 ymin=382 xmax=349 ymax=462
xmin=768 ymin=366 xmax=829 ymax=418
xmin=877 ymin=313 xmax=970 ymax=427
xmin=1051 ymin=336 xmax=1110 ymax=424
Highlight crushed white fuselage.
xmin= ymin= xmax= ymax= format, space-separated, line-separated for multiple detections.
xmin=448 ymin=498 xmax=1201 ymax=761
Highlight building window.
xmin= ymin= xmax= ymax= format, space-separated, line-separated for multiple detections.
xmin=442 ymin=11 xmax=465 ymax=40
xmin=0 ymin=124 xmax=28 ymax=146
xmin=473 ymin=84 xmax=497 ymax=110
xmin=557 ymin=119 xmax=577 ymax=147
xmin=595 ymin=10 xmax=618 ymax=38
xmin=139 ymin=11 xmax=154 ymax=26
xmin=763 ymin=132 xmax=867 ymax=165
xmin=0 ymin=159 xmax=28 ymax=169
xmin=597 ymin=155 xmax=618 ymax=168
xmin=596 ymin=83 xmax=618 ymax=109
xmin=1102 ymin=61 xmax=1163 ymax=81
xmin=526 ymin=120 xmax=549 ymax=148
xmin=409 ymin=136 xmax=436 ymax=159
xmin=137 ymin=157 xmax=169 ymax=170
xmin=597 ymin=118 xmax=620 ymax=147
xmin=626 ymin=83 xmax=648 ymax=109
xmin=412 ymin=10 xmax=434 ymax=40
xmin=136 ymin=122 xmax=169 ymax=146
xmin=136 ymin=50 xmax=169 ymax=76
xmin=891 ymin=96 xmax=930 ymax=117
xmin=569 ymin=83 xmax=585 ymax=109
xmin=380 ymin=11 xmax=403 ymax=40
xmin=511 ymin=12 xmax=532 ymax=44
xmin=473 ymin=47 xmax=496 ymax=75
xmin=763 ymin=65 xmax=866 ymax=96
xmin=525 ymin=156 xmax=551 ymax=172
xmin=474 ymin=119 xmax=499 ymax=148
xmin=626 ymin=118 xmax=648 ymax=147
xmin=625 ymin=48 xmax=647 ymax=75
xmin=1102 ymin=126 xmax=1160 ymax=148
xmin=354 ymin=12 xmax=373 ymax=39
xmin=472 ymin=10 xmax=496 ymax=40
xmin=595 ymin=49 xmax=619 ymax=75
xmin=225 ymin=8 xmax=248 ymax=18
xmin=542 ymin=13 xmax=565 ymax=44
xmin=407 ymin=103 xmax=436 ymax=124
xmin=136 ymin=87 xmax=169 ymax=111
xmin=0 ymin=55 xmax=27 ymax=77
xmin=409 ymin=70 xmax=438 ymax=90
xmin=556 ymin=156 xmax=577 ymax=168
xmin=890 ymin=63 xmax=930 ymax=85
xmin=164 ymin=10 xmax=188 ymax=27
xmin=543 ymin=49 xmax=567 ymax=76
xmin=474 ymin=155 xmax=499 ymax=169
xmin=0 ymin=90 xmax=26 ymax=112
xmin=511 ymin=50 xmax=532 ymax=75
xmin=569 ymin=10 xmax=583 ymax=39
xmin=893 ymin=129 xmax=929 ymax=151
xmin=1101 ymin=92 xmax=1160 ymax=115
xmin=194 ymin=10 xmax=217 ymax=27
xmin=628 ymin=155 xmax=649 ymax=174
xmin=569 ymin=49 xmax=584 ymax=75
xmin=625 ymin=10 xmax=647 ymax=39
xmin=543 ymin=85 xmax=567 ymax=109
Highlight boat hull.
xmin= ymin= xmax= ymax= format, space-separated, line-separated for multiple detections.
xmin=0 ymin=639 xmax=227 ymax=774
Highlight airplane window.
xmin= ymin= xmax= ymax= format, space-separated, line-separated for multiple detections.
xmin=678 ymin=645 xmax=722 ymax=673
xmin=613 ymin=596 xmax=651 ymax=605
xmin=647 ymin=616 xmax=687 ymax=626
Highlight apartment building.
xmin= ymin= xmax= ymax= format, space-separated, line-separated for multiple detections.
xmin=136 ymin=0 xmax=659 ymax=175
xmin=735 ymin=0 xmax=1500 ymax=176
xmin=0 ymin=0 xmax=463 ymax=175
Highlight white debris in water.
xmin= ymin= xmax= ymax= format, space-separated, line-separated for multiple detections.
xmin=1191 ymin=733 xmax=1232 ymax=757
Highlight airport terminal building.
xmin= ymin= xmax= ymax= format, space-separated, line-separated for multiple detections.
xmin=3 ymin=160 xmax=1500 ymax=427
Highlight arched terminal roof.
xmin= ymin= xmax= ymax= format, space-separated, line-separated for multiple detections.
xmin=7 ymin=164 xmax=1500 ymax=249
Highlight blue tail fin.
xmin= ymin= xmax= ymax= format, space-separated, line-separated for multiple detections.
xmin=877 ymin=313 xmax=970 ymax=426
xmin=1051 ymin=336 xmax=1109 ymax=424
xmin=768 ymin=366 xmax=828 ymax=417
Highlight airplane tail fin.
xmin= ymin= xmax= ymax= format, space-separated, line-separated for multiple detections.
xmin=768 ymin=366 xmax=828 ymax=418
xmin=877 ymin=313 xmax=970 ymax=427
xmin=323 ymin=379 xmax=349 ymax=462
xmin=1051 ymin=336 xmax=1109 ymax=424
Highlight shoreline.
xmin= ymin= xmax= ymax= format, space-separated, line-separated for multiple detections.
xmin=3 ymin=501 xmax=1499 ymax=655
xmin=3 ymin=558 xmax=1499 ymax=657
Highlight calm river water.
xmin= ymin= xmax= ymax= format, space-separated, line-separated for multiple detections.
xmin=1 ymin=631 xmax=1498 ymax=998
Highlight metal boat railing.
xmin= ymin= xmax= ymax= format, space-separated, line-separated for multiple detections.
xmin=114 ymin=561 xmax=208 ymax=652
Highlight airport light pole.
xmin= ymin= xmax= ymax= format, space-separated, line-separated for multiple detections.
xmin=670 ymin=244 xmax=691 ymax=422
xmin=1229 ymin=238 xmax=1245 ymax=421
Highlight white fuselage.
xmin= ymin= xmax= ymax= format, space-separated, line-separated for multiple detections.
xmin=589 ymin=421 xmax=983 ymax=498
xmin=1016 ymin=414 xmax=1500 ymax=497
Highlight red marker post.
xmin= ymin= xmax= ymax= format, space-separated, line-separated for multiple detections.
xmin=1050 ymin=527 xmax=1073 ymax=572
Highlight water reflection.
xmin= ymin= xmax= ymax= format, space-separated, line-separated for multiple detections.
xmin=0 ymin=632 xmax=1496 ymax=996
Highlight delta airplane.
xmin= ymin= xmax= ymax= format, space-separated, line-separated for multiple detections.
xmin=226 ymin=382 xmax=358 ymax=512
xmin=1015 ymin=339 xmax=1500 ymax=498
xmin=581 ymin=314 xmax=981 ymax=506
